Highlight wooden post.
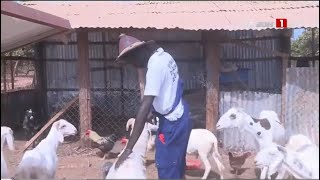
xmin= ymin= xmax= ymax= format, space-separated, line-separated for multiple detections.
xmin=34 ymin=43 xmax=48 ymax=121
xmin=279 ymin=33 xmax=291 ymax=125
xmin=203 ymin=32 xmax=221 ymax=132
xmin=137 ymin=68 xmax=146 ymax=100
xmin=77 ymin=29 xmax=92 ymax=147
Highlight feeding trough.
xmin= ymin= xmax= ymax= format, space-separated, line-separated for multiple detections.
xmin=186 ymin=159 xmax=201 ymax=170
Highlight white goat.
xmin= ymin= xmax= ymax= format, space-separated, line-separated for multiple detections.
xmin=147 ymin=118 xmax=225 ymax=179
xmin=258 ymin=110 xmax=286 ymax=145
xmin=14 ymin=119 xmax=77 ymax=179
xmin=106 ymin=118 xmax=157 ymax=179
xmin=253 ymin=126 xmax=316 ymax=179
xmin=187 ymin=129 xmax=225 ymax=179
xmin=1 ymin=126 xmax=15 ymax=179
xmin=216 ymin=108 xmax=286 ymax=179
xmin=216 ymin=108 xmax=286 ymax=146
xmin=255 ymin=135 xmax=319 ymax=179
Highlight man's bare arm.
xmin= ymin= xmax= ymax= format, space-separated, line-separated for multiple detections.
xmin=124 ymin=96 xmax=155 ymax=150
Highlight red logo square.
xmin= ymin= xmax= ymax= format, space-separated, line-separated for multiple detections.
xmin=276 ymin=18 xmax=287 ymax=28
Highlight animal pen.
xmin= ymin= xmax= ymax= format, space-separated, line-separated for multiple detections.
xmin=1 ymin=2 xmax=319 ymax=154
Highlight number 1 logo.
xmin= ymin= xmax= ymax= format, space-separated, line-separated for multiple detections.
xmin=276 ymin=18 xmax=287 ymax=28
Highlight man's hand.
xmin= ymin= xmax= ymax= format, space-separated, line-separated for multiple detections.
xmin=114 ymin=149 xmax=132 ymax=169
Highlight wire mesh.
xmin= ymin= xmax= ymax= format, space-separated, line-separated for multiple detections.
xmin=47 ymin=60 xmax=319 ymax=152
xmin=90 ymin=81 xmax=141 ymax=137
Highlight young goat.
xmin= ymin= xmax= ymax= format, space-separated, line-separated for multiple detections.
xmin=187 ymin=129 xmax=225 ymax=179
xmin=255 ymin=135 xmax=319 ymax=179
xmin=147 ymin=117 xmax=225 ymax=179
xmin=1 ymin=126 xmax=15 ymax=179
xmin=14 ymin=119 xmax=77 ymax=180
xmin=106 ymin=118 xmax=157 ymax=179
xmin=23 ymin=109 xmax=41 ymax=148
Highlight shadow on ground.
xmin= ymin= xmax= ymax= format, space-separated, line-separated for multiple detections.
xmin=185 ymin=169 xmax=222 ymax=179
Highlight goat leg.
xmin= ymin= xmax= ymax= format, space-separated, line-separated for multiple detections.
xmin=199 ymin=152 xmax=211 ymax=179
xmin=211 ymin=151 xmax=224 ymax=179
xmin=275 ymin=168 xmax=287 ymax=179
xmin=260 ymin=167 xmax=268 ymax=179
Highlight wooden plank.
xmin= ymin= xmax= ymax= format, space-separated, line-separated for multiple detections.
xmin=203 ymin=32 xmax=221 ymax=132
xmin=137 ymin=68 xmax=146 ymax=100
xmin=21 ymin=96 xmax=79 ymax=152
xmin=77 ymin=29 xmax=92 ymax=147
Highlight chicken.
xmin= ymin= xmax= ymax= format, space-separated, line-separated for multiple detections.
xmin=228 ymin=152 xmax=251 ymax=176
xmin=85 ymin=130 xmax=117 ymax=160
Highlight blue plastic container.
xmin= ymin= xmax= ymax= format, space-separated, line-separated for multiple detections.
xmin=220 ymin=68 xmax=250 ymax=84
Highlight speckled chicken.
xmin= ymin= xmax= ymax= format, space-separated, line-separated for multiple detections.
xmin=85 ymin=130 xmax=117 ymax=160
xmin=228 ymin=152 xmax=251 ymax=176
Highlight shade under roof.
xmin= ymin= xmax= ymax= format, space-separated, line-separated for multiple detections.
xmin=1 ymin=1 xmax=71 ymax=53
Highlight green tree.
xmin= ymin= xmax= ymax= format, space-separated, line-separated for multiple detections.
xmin=291 ymin=28 xmax=319 ymax=57
xmin=1 ymin=45 xmax=34 ymax=57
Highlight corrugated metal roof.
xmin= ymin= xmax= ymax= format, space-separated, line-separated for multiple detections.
xmin=23 ymin=1 xmax=319 ymax=31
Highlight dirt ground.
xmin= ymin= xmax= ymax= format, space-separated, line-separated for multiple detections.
xmin=4 ymin=138 xmax=258 ymax=179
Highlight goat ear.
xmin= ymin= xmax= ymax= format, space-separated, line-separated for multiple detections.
xmin=259 ymin=119 xmax=271 ymax=130
xmin=55 ymin=122 xmax=60 ymax=130
xmin=57 ymin=132 xmax=64 ymax=143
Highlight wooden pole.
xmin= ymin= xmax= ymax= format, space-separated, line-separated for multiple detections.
xmin=137 ymin=68 xmax=146 ymax=100
xmin=21 ymin=96 xmax=79 ymax=152
xmin=77 ymin=29 xmax=92 ymax=147
xmin=203 ymin=32 xmax=221 ymax=132
xmin=279 ymin=33 xmax=291 ymax=125
xmin=34 ymin=43 xmax=47 ymax=121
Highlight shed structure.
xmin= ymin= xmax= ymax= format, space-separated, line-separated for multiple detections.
xmin=3 ymin=1 xmax=319 ymax=151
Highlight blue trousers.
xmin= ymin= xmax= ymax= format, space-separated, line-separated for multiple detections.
xmin=155 ymin=100 xmax=192 ymax=179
